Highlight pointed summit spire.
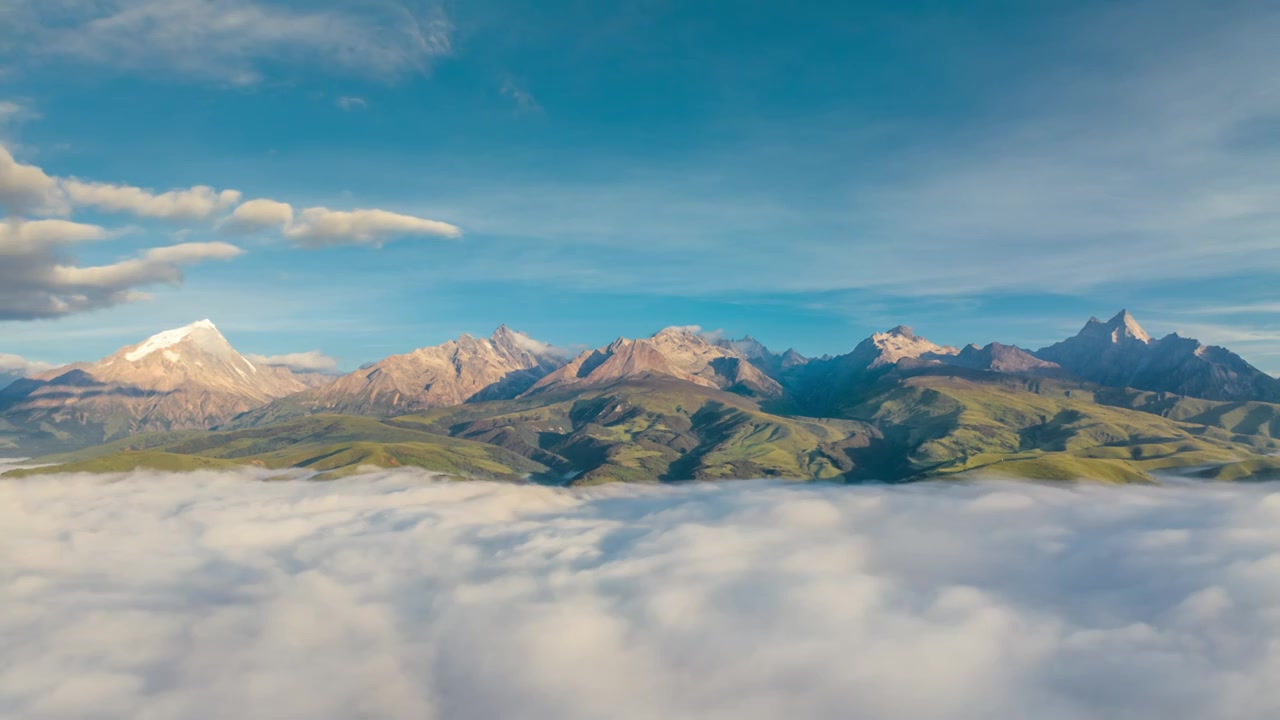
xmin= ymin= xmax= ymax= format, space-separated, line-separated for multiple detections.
xmin=1107 ymin=309 xmax=1151 ymax=343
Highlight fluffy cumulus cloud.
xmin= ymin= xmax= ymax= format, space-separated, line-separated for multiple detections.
xmin=220 ymin=198 xmax=294 ymax=233
xmin=0 ymin=218 xmax=112 ymax=251
xmin=245 ymin=350 xmax=339 ymax=374
xmin=0 ymin=233 xmax=243 ymax=320
xmin=0 ymin=144 xmax=65 ymax=216
xmin=61 ymin=179 xmax=242 ymax=221
xmin=0 ymin=140 xmax=461 ymax=319
xmin=2 ymin=470 xmax=1279 ymax=720
xmin=3 ymin=0 xmax=453 ymax=85
xmin=226 ymin=199 xmax=461 ymax=246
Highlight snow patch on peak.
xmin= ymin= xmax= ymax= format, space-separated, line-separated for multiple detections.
xmin=125 ymin=320 xmax=228 ymax=362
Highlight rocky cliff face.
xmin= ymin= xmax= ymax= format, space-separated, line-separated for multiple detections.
xmin=0 ymin=320 xmax=310 ymax=444
xmin=237 ymin=325 xmax=568 ymax=422
xmin=529 ymin=327 xmax=784 ymax=398
xmin=1036 ymin=311 xmax=1280 ymax=402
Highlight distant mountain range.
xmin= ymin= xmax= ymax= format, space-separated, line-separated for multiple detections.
xmin=5 ymin=311 xmax=1280 ymax=484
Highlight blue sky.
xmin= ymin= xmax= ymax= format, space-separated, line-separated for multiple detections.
xmin=2 ymin=0 xmax=1279 ymax=373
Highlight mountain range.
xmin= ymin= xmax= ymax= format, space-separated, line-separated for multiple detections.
xmin=5 ymin=310 xmax=1280 ymax=484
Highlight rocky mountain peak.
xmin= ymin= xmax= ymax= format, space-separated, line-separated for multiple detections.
xmin=717 ymin=335 xmax=771 ymax=359
xmin=123 ymin=319 xmax=236 ymax=363
xmin=1081 ymin=310 xmax=1151 ymax=344
xmin=0 ymin=321 xmax=313 ymax=447
xmin=231 ymin=327 xmax=570 ymax=424
xmin=857 ymin=326 xmax=957 ymax=369
xmin=489 ymin=324 xmax=561 ymax=359
xmin=527 ymin=326 xmax=783 ymax=398
xmin=1037 ymin=312 xmax=1280 ymax=402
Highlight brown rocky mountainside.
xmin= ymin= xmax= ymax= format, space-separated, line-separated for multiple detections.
xmin=939 ymin=342 xmax=1064 ymax=376
xmin=777 ymin=325 xmax=960 ymax=413
xmin=231 ymin=325 xmax=568 ymax=425
xmin=527 ymin=326 xmax=784 ymax=398
xmin=0 ymin=320 xmax=310 ymax=447
xmin=715 ymin=335 xmax=809 ymax=377
xmin=1036 ymin=310 xmax=1280 ymax=402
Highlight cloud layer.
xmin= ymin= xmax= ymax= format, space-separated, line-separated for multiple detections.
xmin=2 ymin=469 xmax=1279 ymax=720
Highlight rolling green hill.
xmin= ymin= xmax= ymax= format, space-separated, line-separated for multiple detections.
xmin=7 ymin=415 xmax=550 ymax=481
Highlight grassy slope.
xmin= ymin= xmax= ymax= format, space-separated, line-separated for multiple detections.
xmin=6 ymin=415 xmax=548 ymax=480
xmin=395 ymin=378 xmax=880 ymax=485
xmin=1098 ymin=388 xmax=1280 ymax=440
xmin=844 ymin=374 xmax=1276 ymax=483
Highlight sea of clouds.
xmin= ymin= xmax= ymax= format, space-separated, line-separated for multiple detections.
xmin=2 ymin=460 xmax=1280 ymax=720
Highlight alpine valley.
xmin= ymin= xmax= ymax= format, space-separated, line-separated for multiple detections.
xmin=6 ymin=311 xmax=1280 ymax=484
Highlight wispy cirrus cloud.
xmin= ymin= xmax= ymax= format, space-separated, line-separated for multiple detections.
xmin=335 ymin=96 xmax=368 ymax=111
xmin=2 ymin=472 xmax=1280 ymax=720
xmin=2 ymin=0 xmax=453 ymax=85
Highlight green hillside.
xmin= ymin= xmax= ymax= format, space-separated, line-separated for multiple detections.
xmin=10 ymin=372 xmax=1280 ymax=485
xmin=396 ymin=378 xmax=882 ymax=485
xmin=8 ymin=415 xmax=549 ymax=481
xmin=841 ymin=374 xmax=1276 ymax=481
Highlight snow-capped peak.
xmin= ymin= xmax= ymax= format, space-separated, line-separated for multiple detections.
xmin=125 ymin=320 xmax=229 ymax=362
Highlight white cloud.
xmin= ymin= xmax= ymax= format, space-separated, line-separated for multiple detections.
xmin=0 ymin=100 xmax=38 ymax=126
xmin=0 ymin=218 xmax=111 ymax=252
xmin=61 ymin=179 xmax=241 ymax=221
xmin=49 ymin=242 xmax=243 ymax=287
xmin=1 ymin=471 xmax=1279 ymax=720
xmin=0 ymin=237 xmax=243 ymax=320
xmin=0 ymin=354 xmax=55 ymax=388
xmin=336 ymin=96 xmax=367 ymax=111
xmin=500 ymin=77 xmax=542 ymax=115
xmin=7 ymin=0 xmax=453 ymax=84
xmin=0 ymin=354 xmax=53 ymax=376
xmin=0 ymin=144 xmax=65 ymax=216
xmin=224 ymin=199 xmax=459 ymax=246
xmin=285 ymin=207 xmax=461 ymax=246
xmin=245 ymin=350 xmax=338 ymax=374
xmin=220 ymin=198 xmax=294 ymax=233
